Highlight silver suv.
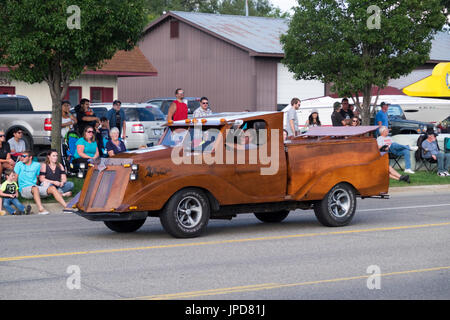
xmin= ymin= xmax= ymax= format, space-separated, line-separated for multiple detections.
xmin=90 ymin=103 xmax=166 ymax=149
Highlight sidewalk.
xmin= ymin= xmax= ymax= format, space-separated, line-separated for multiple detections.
xmin=18 ymin=184 xmax=450 ymax=215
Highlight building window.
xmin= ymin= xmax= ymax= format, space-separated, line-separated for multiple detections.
xmin=62 ymin=87 xmax=82 ymax=107
xmin=170 ymin=20 xmax=179 ymax=39
xmin=90 ymin=87 xmax=113 ymax=103
xmin=0 ymin=86 xmax=15 ymax=95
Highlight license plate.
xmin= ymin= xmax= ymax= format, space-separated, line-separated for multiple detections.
xmin=153 ymin=129 xmax=162 ymax=136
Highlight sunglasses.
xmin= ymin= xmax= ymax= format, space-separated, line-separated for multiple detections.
xmin=87 ymin=130 xmax=94 ymax=133
xmin=22 ymin=155 xmax=29 ymax=158
xmin=0 ymin=135 xmax=4 ymax=137
xmin=16 ymin=132 xmax=23 ymax=134
xmin=202 ymin=102 xmax=209 ymax=105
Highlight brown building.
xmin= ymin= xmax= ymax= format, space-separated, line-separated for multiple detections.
xmin=119 ymin=11 xmax=325 ymax=113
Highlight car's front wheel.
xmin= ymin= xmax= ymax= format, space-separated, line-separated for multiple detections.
xmin=160 ymin=188 xmax=210 ymax=238
xmin=314 ymin=183 xmax=356 ymax=227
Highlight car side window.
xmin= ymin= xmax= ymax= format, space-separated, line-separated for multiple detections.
xmin=18 ymin=98 xmax=33 ymax=111
xmin=136 ymin=108 xmax=155 ymax=121
xmin=161 ymin=100 xmax=174 ymax=115
xmin=92 ymin=107 xmax=107 ymax=119
xmin=0 ymin=98 xmax=17 ymax=112
xmin=123 ymin=108 xmax=139 ymax=121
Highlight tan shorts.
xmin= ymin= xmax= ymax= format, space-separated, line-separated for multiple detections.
xmin=20 ymin=185 xmax=49 ymax=199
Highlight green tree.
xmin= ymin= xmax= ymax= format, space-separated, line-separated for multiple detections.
xmin=0 ymin=0 xmax=147 ymax=151
xmin=146 ymin=0 xmax=288 ymax=21
xmin=281 ymin=0 xmax=446 ymax=125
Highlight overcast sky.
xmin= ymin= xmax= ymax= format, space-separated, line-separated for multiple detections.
xmin=270 ymin=0 xmax=297 ymax=14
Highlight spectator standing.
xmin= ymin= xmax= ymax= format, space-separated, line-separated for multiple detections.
xmin=61 ymin=100 xmax=77 ymax=139
xmin=105 ymin=100 xmax=126 ymax=140
xmin=375 ymin=102 xmax=390 ymax=136
xmin=8 ymin=127 xmax=26 ymax=159
xmin=305 ymin=109 xmax=321 ymax=128
xmin=0 ymin=170 xmax=31 ymax=215
xmin=73 ymin=126 xmax=99 ymax=165
xmin=39 ymin=149 xmax=74 ymax=210
xmin=286 ymin=98 xmax=300 ymax=137
xmin=106 ymin=127 xmax=127 ymax=157
xmin=331 ymin=102 xmax=345 ymax=126
xmin=167 ymin=88 xmax=188 ymax=121
xmin=377 ymin=126 xmax=417 ymax=174
xmin=0 ymin=130 xmax=15 ymax=176
xmin=76 ymin=98 xmax=99 ymax=135
xmin=421 ymin=131 xmax=450 ymax=176
xmin=14 ymin=150 xmax=49 ymax=215
xmin=339 ymin=98 xmax=354 ymax=125
xmin=193 ymin=97 xmax=212 ymax=118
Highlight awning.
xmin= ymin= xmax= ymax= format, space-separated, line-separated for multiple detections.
xmin=403 ymin=62 xmax=450 ymax=97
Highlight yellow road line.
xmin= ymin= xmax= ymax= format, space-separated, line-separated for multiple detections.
xmin=1 ymin=222 xmax=449 ymax=262
xmin=133 ymin=266 xmax=450 ymax=300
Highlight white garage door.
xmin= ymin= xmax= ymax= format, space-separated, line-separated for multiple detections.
xmin=277 ymin=63 xmax=325 ymax=105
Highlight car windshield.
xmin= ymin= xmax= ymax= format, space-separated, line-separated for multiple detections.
xmin=387 ymin=105 xmax=403 ymax=117
xmin=161 ymin=126 xmax=221 ymax=152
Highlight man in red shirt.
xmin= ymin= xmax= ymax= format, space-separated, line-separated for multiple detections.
xmin=167 ymin=88 xmax=188 ymax=121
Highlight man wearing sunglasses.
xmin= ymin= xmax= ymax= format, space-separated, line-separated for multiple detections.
xmin=193 ymin=97 xmax=212 ymax=118
xmin=8 ymin=127 xmax=26 ymax=160
xmin=14 ymin=151 xmax=49 ymax=215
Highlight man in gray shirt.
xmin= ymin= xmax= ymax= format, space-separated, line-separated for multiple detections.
xmin=286 ymin=97 xmax=300 ymax=137
xmin=421 ymin=131 xmax=450 ymax=176
xmin=8 ymin=128 xmax=26 ymax=159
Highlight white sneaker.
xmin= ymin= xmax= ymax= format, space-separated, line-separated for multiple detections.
xmin=410 ymin=146 xmax=418 ymax=151
xmin=444 ymin=171 xmax=450 ymax=176
xmin=438 ymin=172 xmax=447 ymax=177
xmin=404 ymin=169 xmax=415 ymax=174
xmin=38 ymin=210 xmax=49 ymax=215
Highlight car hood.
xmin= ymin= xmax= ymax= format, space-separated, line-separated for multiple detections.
xmin=389 ymin=116 xmax=430 ymax=126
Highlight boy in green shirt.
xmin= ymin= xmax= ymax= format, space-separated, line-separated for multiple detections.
xmin=0 ymin=170 xmax=31 ymax=215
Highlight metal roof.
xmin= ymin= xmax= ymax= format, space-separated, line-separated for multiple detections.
xmin=429 ymin=31 xmax=450 ymax=62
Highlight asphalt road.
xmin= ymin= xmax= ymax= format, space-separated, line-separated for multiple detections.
xmin=0 ymin=187 xmax=449 ymax=300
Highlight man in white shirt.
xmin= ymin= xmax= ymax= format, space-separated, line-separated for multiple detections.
xmin=8 ymin=128 xmax=26 ymax=160
xmin=376 ymin=126 xmax=417 ymax=174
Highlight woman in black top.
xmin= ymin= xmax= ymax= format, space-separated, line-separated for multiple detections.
xmin=39 ymin=149 xmax=75 ymax=212
xmin=0 ymin=130 xmax=15 ymax=177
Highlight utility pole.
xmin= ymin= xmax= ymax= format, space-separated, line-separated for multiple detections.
xmin=245 ymin=0 xmax=249 ymax=16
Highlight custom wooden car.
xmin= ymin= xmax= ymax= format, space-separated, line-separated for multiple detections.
xmin=75 ymin=112 xmax=389 ymax=238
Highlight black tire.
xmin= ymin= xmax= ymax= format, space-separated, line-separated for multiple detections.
xmin=254 ymin=210 xmax=290 ymax=223
xmin=314 ymin=183 xmax=356 ymax=227
xmin=104 ymin=219 xmax=146 ymax=233
xmin=160 ymin=188 xmax=210 ymax=238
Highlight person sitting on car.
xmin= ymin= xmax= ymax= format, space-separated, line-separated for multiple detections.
xmin=0 ymin=130 xmax=15 ymax=177
xmin=8 ymin=127 xmax=26 ymax=161
xmin=106 ymin=127 xmax=127 ymax=157
xmin=73 ymin=126 xmax=99 ymax=166
xmin=377 ymin=126 xmax=417 ymax=174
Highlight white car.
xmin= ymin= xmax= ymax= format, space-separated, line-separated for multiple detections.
xmin=90 ymin=103 xmax=166 ymax=149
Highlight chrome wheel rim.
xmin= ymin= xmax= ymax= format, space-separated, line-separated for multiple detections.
xmin=176 ymin=196 xmax=202 ymax=228
xmin=328 ymin=188 xmax=351 ymax=218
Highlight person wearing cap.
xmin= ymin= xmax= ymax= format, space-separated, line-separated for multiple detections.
xmin=421 ymin=130 xmax=450 ymax=176
xmin=331 ymin=102 xmax=345 ymax=126
xmin=375 ymin=102 xmax=390 ymax=136
xmin=106 ymin=100 xmax=126 ymax=140
xmin=305 ymin=109 xmax=321 ymax=128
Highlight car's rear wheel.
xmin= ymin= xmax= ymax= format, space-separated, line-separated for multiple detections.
xmin=314 ymin=183 xmax=356 ymax=227
xmin=104 ymin=219 xmax=146 ymax=233
xmin=160 ymin=188 xmax=210 ymax=238
xmin=254 ymin=210 xmax=290 ymax=223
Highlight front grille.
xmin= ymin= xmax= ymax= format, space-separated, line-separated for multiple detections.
xmin=92 ymin=170 xmax=116 ymax=208
xmin=83 ymin=169 xmax=99 ymax=209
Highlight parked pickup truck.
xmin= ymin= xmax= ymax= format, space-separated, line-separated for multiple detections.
xmin=0 ymin=95 xmax=51 ymax=151
xmin=74 ymin=112 xmax=389 ymax=238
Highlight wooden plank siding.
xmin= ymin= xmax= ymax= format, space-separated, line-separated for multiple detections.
xmin=119 ymin=18 xmax=278 ymax=113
